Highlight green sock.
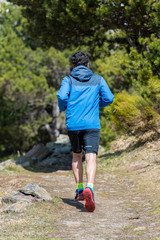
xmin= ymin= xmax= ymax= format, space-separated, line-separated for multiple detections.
xmin=77 ymin=183 xmax=84 ymax=192
xmin=87 ymin=183 xmax=94 ymax=191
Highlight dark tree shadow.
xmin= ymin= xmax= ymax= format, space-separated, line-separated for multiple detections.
xmin=99 ymin=150 xmax=124 ymax=159
xmin=61 ymin=198 xmax=88 ymax=212
xmin=24 ymin=164 xmax=72 ymax=173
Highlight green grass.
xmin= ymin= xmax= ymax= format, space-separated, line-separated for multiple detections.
xmin=5 ymin=165 xmax=21 ymax=173
xmin=52 ymin=196 xmax=62 ymax=206
xmin=122 ymin=226 xmax=132 ymax=230
xmin=135 ymin=231 xmax=145 ymax=235
xmin=0 ymin=201 xmax=62 ymax=240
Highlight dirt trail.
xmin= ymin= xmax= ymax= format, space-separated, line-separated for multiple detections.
xmin=0 ymin=168 xmax=160 ymax=240
xmin=45 ymin=170 xmax=160 ymax=240
xmin=0 ymin=139 xmax=160 ymax=239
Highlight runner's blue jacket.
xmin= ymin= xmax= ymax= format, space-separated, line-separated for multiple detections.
xmin=57 ymin=65 xmax=114 ymax=131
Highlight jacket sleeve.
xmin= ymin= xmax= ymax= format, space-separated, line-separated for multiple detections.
xmin=99 ymin=77 xmax=114 ymax=108
xmin=56 ymin=77 xmax=71 ymax=111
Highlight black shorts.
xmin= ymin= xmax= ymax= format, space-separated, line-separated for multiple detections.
xmin=68 ymin=129 xmax=100 ymax=154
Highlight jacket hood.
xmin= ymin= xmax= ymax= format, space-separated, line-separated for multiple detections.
xmin=70 ymin=65 xmax=93 ymax=82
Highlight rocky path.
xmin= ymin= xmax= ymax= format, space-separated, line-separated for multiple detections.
xmin=44 ymin=170 xmax=160 ymax=240
xmin=0 ymin=138 xmax=160 ymax=240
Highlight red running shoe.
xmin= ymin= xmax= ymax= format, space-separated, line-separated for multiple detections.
xmin=83 ymin=187 xmax=95 ymax=212
xmin=74 ymin=189 xmax=85 ymax=201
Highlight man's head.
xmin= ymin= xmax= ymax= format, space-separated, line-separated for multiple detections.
xmin=70 ymin=51 xmax=89 ymax=68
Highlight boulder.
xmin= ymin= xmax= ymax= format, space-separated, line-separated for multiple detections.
xmin=25 ymin=143 xmax=50 ymax=162
xmin=38 ymin=156 xmax=59 ymax=167
xmin=16 ymin=156 xmax=31 ymax=167
xmin=53 ymin=144 xmax=71 ymax=155
xmin=17 ymin=143 xmax=50 ymax=166
xmin=1 ymin=191 xmax=34 ymax=204
xmin=16 ymin=134 xmax=72 ymax=169
xmin=19 ymin=183 xmax=52 ymax=201
xmin=1 ymin=183 xmax=52 ymax=213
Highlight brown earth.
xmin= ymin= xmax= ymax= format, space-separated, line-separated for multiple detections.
xmin=0 ymin=137 xmax=160 ymax=240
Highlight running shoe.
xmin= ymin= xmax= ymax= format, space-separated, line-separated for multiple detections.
xmin=83 ymin=187 xmax=95 ymax=212
xmin=74 ymin=189 xmax=85 ymax=201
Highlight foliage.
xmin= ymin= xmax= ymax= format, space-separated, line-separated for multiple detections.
xmin=0 ymin=2 xmax=40 ymax=49
xmin=139 ymin=35 xmax=160 ymax=77
xmin=100 ymin=116 xmax=116 ymax=147
xmin=0 ymin=29 xmax=53 ymax=153
xmin=8 ymin=0 xmax=160 ymax=52
xmin=106 ymin=93 xmax=160 ymax=134
xmin=95 ymin=35 xmax=160 ymax=90
xmin=0 ymin=3 xmax=69 ymax=155
xmin=148 ymin=76 xmax=160 ymax=103
xmin=4 ymin=1 xmax=160 ymax=149
xmin=95 ymin=49 xmax=132 ymax=92
xmin=97 ymin=40 xmax=160 ymax=144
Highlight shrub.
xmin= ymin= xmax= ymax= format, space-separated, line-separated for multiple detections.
xmin=148 ymin=76 xmax=160 ymax=113
xmin=100 ymin=116 xmax=116 ymax=147
xmin=106 ymin=93 xmax=160 ymax=134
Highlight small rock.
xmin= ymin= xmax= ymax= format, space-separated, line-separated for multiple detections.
xmin=134 ymin=226 xmax=146 ymax=231
xmin=64 ymin=221 xmax=81 ymax=228
xmin=3 ymin=201 xmax=32 ymax=213
xmin=1 ymin=191 xmax=35 ymax=204
xmin=56 ymin=170 xmax=70 ymax=174
xmin=55 ymin=134 xmax=70 ymax=143
xmin=128 ymin=213 xmax=140 ymax=220
xmin=19 ymin=183 xmax=52 ymax=201
xmin=127 ymin=163 xmax=150 ymax=172
xmin=0 ymin=159 xmax=16 ymax=170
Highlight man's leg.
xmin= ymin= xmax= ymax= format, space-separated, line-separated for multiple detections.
xmin=72 ymin=152 xmax=83 ymax=183
xmin=83 ymin=129 xmax=99 ymax=189
xmin=83 ymin=152 xmax=97 ymax=212
xmin=68 ymin=131 xmax=84 ymax=200
xmin=72 ymin=152 xmax=85 ymax=201
xmin=82 ymin=129 xmax=100 ymax=212
xmin=85 ymin=153 xmax=96 ymax=185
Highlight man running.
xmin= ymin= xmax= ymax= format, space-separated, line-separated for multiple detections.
xmin=57 ymin=52 xmax=114 ymax=212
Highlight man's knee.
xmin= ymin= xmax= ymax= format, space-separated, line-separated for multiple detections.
xmin=72 ymin=152 xmax=82 ymax=162
xmin=85 ymin=153 xmax=96 ymax=162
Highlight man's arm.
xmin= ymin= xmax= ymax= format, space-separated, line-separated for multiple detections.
xmin=56 ymin=77 xmax=71 ymax=111
xmin=99 ymin=77 xmax=114 ymax=108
